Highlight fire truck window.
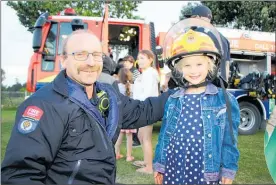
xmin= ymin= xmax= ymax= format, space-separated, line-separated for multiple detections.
xmin=42 ymin=23 xmax=57 ymax=71
xmin=58 ymin=22 xmax=88 ymax=55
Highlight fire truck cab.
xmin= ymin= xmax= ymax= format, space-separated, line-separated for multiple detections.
xmin=27 ymin=8 xmax=157 ymax=92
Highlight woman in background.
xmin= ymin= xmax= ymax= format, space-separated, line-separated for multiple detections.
xmin=133 ymin=50 xmax=160 ymax=174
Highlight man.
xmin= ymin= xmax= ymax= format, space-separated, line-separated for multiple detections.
xmin=187 ymin=5 xmax=231 ymax=83
xmin=1 ymin=30 xmax=173 ymax=184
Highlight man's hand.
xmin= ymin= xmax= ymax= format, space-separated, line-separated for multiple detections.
xmin=221 ymin=177 xmax=233 ymax=184
xmin=154 ymin=172 xmax=163 ymax=184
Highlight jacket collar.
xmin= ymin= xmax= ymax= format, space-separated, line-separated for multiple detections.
xmin=171 ymin=83 xmax=218 ymax=98
xmin=53 ymin=70 xmax=88 ymax=97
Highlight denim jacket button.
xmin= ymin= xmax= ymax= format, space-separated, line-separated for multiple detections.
xmin=203 ymin=97 xmax=207 ymax=100
xmin=208 ymin=133 xmax=211 ymax=138
xmin=208 ymin=154 xmax=212 ymax=158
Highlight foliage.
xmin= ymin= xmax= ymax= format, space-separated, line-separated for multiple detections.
xmin=7 ymin=1 xmax=142 ymax=31
xmin=201 ymin=1 xmax=276 ymax=31
xmin=179 ymin=2 xmax=200 ymax=20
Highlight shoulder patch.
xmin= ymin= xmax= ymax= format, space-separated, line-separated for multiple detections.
xmin=18 ymin=118 xmax=39 ymax=134
xmin=23 ymin=106 xmax=44 ymax=121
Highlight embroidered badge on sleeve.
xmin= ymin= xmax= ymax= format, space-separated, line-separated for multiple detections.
xmin=18 ymin=106 xmax=44 ymax=134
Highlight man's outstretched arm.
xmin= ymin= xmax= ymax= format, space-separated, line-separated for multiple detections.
xmin=120 ymin=89 xmax=176 ymax=129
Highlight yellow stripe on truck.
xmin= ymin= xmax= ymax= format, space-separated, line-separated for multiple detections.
xmin=37 ymin=75 xmax=57 ymax=83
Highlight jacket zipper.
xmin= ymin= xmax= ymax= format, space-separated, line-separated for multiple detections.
xmin=68 ymin=160 xmax=82 ymax=184
xmin=94 ymin=120 xmax=108 ymax=150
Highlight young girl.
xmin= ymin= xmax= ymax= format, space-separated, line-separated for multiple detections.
xmin=114 ymin=67 xmax=137 ymax=162
xmin=133 ymin=50 xmax=160 ymax=174
xmin=153 ymin=24 xmax=240 ymax=184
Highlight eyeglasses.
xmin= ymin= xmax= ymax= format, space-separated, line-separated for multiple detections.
xmin=66 ymin=51 xmax=105 ymax=61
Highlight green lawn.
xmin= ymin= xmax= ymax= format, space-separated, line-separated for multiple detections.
xmin=1 ymin=109 xmax=274 ymax=184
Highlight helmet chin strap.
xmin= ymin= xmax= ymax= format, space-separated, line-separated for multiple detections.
xmin=186 ymin=81 xmax=208 ymax=88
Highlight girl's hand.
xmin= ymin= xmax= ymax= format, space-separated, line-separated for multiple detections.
xmin=154 ymin=172 xmax=163 ymax=184
xmin=221 ymin=177 xmax=233 ymax=184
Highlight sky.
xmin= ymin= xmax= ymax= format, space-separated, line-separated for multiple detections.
xmin=1 ymin=1 xmax=189 ymax=86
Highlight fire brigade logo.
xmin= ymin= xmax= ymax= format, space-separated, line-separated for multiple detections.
xmin=23 ymin=106 xmax=44 ymax=120
xmin=18 ymin=119 xmax=38 ymax=134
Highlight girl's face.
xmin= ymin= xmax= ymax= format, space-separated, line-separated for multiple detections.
xmin=123 ymin=60 xmax=133 ymax=70
xmin=137 ymin=54 xmax=152 ymax=70
xmin=177 ymin=55 xmax=211 ymax=85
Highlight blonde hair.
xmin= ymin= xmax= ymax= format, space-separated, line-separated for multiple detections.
xmin=175 ymin=55 xmax=216 ymax=76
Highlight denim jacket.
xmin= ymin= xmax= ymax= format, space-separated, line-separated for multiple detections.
xmin=153 ymin=83 xmax=240 ymax=181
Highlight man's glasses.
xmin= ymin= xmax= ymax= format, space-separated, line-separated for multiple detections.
xmin=66 ymin=51 xmax=105 ymax=61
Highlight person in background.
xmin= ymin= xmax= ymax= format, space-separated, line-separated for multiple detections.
xmin=166 ymin=4 xmax=232 ymax=90
xmin=98 ymin=54 xmax=119 ymax=92
xmin=122 ymin=55 xmax=142 ymax=147
xmin=133 ymin=50 xmax=160 ymax=174
xmin=115 ymin=68 xmax=136 ymax=162
xmin=123 ymin=55 xmax=141 ymax=82
xmin=185 ymin=4 xmax=231 ymax=83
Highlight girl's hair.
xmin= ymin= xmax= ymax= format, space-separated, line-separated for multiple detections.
xmin=138 ymin=50 xmax=155 ymax=66
xmin=118 ymin=68 xmax=133 ymax=97
xmin=175 ymin=55 xmax=216 ymax=77
xmin=123 ymin=55 xmax=135 ymax=64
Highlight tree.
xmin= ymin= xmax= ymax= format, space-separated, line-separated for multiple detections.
xmin=1 ymin=68 xmax=5 ymax=82
xmin=201 ymin=1 xmax=275 ymax=32
xmin=7 ymin=1 xmax=142 ymax=31
xmin=179 ymin=2 xmax=200 ymax=21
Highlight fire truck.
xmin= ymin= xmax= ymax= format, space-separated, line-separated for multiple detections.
xmin=26 ymin=7 xmax=158 ymax=92
xmin=26 ymin=7 xmax=275 ymax=135
xmin=156 ymin=27 xmax=276 ymax=135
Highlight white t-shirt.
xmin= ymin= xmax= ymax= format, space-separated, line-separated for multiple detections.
xmin=118 ymin=83 xmax=133 ymax=98
xmin=133 ymin=67 xmax=160 ymax=101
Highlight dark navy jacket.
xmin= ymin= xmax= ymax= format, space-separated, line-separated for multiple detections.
xmin=1 ymin=70 xmax=172 ymax=184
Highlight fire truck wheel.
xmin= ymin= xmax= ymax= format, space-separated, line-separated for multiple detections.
xmin=238 ymin=102 xmax=261 ymax=135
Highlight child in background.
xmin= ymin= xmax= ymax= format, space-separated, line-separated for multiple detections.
xmin=115 ymin=68 xmax=136 ymax=162
xmin=132 ymin=50 xmax=160 ymax=174
xmin=153 ymin=21 xmax=240 ymax=184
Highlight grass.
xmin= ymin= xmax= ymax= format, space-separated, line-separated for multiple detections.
xmin=1 ymin=109 xmax=274 ymax=184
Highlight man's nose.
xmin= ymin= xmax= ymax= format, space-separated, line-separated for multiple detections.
xmin=86 ymin=55 xmax=96 ymax=66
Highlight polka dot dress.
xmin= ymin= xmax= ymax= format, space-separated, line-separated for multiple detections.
xmin=163 ymin=94 xmax=218 ymax=185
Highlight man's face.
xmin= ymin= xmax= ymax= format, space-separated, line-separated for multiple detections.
xmin=123 ymin=60 xmax=133 ymax=69
xmin=61 ymin=33 xmax=103 ymax=86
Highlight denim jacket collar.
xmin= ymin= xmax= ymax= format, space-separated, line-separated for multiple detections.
xmin=171 ymin=83 xmax=218 ymax=98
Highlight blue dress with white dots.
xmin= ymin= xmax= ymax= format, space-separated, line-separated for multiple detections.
xmin=163 ymin=94 xmax=217 ymax=185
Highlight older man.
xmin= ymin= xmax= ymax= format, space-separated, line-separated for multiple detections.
xmin=1 ymin=30 xmax=173 ymax=184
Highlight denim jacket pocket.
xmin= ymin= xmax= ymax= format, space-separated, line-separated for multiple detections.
xmin=214 ymin=107 xmax=227 ymax=127
xmin=165 ymin=104 xmax=180 ymax=135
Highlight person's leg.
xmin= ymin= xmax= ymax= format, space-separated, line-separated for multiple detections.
xmin=115 ymin=132 xmax=124 ymax=159
xmin=126 ymin=133 xmax=134 ymax=161
xmin=132 ymin=129 xmax=141 ymax=147
xmin=137 ymin=125 xmax=153 ymax=173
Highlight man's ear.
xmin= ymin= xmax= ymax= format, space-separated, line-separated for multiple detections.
xmin=60 ymin=55 xmax=67 ymax=69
